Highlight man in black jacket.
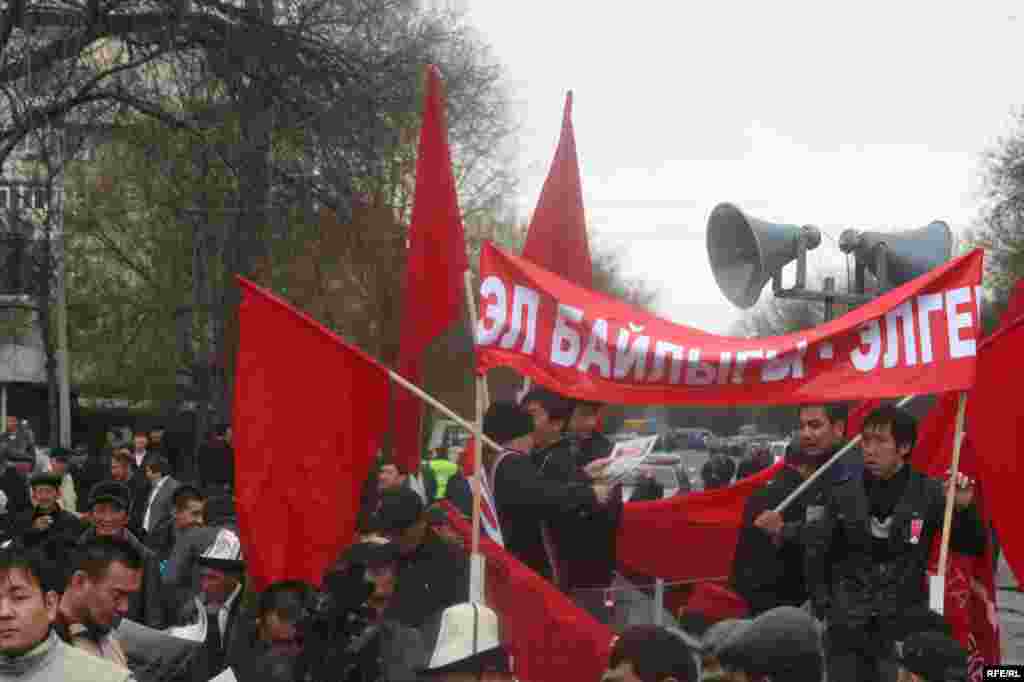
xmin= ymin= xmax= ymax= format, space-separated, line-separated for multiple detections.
xmin=521 ymin=389 xmax=620 ymax=622
xmin=14 ymin=472 xmax=86 ymax=559
xmin=730 ymin=404 xmax=858 ymax=615
xmin=805 ymin=405 xmax=987 ymax=682
xmin=375 ymin=487 xmax=469 ymax=629
xmin=479 ymin=400 xmax=611 ymax=588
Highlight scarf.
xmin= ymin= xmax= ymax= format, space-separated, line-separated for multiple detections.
xmin=0 ymin=630 xmax=58 ymax=676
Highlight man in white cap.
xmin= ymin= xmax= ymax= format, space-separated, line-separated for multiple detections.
xmin=169 ymin=527 xmax=245 ymax=682
xmin=419 ymin=602 xmax=514 ymax=681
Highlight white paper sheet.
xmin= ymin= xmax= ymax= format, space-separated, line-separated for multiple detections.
xmin=929 ymin=574 xmax=945 ymax=615
xmin=211 ymin=668 xmax=238 ymax=682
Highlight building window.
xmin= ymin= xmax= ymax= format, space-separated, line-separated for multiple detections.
xmin=33 ymin=188 xmax=47 ymax=210
xmin=0 ymin=188 xmax=7 ymax=209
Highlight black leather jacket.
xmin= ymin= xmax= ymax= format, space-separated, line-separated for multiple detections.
xmin=804 ymin=465 xmax=986 ymax=626
xmin=533 ymin=435 xmax=621 ymax=592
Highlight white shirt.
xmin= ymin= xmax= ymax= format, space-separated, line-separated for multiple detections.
xmin=133 ymin=451 xmax=146 ymax=468
xmin=142 ymin=475 xmax=168 ymax=531
xmin=60 ymin=472 xmax=77 ymax=514
xmin=210 ymin=583 xmax=243 ymax=640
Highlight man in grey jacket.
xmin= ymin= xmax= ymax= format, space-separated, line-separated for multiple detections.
xmin=0 ymin=544 xmax=133 ymax=681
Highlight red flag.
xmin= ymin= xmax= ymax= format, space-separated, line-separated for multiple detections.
xmin=233 ymin=278 xmax=390 ymax=591
xmin=913 ymin=283 xmax=1024 ymax=675
xmin=393 ymin=65 xmax=469 ymax=474
xmin=912 ymin=392 xmax=963 ymax=477
xmin=616 ymin=462 xmax=783 ymax=582
xmin=522 ymin=92 xmax=593 ymax=289
xmin=443 ymin=503 xmax=614 ymax=682
xmin=972 ymin=313 xmax=1024 ymax=617
xmin=971 ymin=280 xmax=1024 ymax=583
xmin=914 ymin=421 xmax=1001 ymax=679
xmin=847 ymin=399 xmax=883 ymax=436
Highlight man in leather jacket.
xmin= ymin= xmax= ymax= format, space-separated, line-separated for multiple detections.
xmin=481 ymin=400 xmax=611 ymax=587
xmin=804 ymin=405 xmax=987 ymax=682
xmin=521 ymin=388 xmax=620 ymax=622
xmin=731 ymin=403 xmax=859 ymax=615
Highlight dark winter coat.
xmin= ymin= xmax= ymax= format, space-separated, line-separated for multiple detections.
xmin=384 ymin=529 xmax=469 ymax=629
xmin=14 ymin=507 xmax=86 ymax=560
xmin=144 ymin=516 xmax=178 ymax=565
xmin=533 ymin=436 xmax=621 ymax=592
xmin=804 ymin=464 xmax=987 ymax=630
xmin=730 ymin=465 xmax=810 ymax=614
xmin=490 ymin=447 xmax=600 ymax=583
xmin=731 ymin=445 xmax=864 ymax=615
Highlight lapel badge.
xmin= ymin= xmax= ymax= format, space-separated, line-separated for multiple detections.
xmin=909 ymin=518 xmax=924 ymax=545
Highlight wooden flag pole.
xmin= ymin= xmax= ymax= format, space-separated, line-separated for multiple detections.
xmin=464 ymin=269 xmax=490 ymax=603
xmin=463 ymin=269 xmax=490 ymax=404
xmin=932 ymin=391 xmax=969 ymax=614
xmin=386 ymin=366 xmax=500 ymax=453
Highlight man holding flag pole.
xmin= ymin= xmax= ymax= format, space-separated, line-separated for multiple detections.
xmin=803 ymin=402 xmax=986 ymax=682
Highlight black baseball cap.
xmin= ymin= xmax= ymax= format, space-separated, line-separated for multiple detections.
xmin=373 ymin=488 xmax=424 ymax=534
xmin=29 ymin=472 xmax=63 ymax=489
xmin=87 ymin=481 xmax=132 ymax=511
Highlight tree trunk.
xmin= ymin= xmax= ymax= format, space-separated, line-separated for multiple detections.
xmin=211 ymin=0 xmax=275 ymax=429
xmin=36 ymin=237 xmax=58 ymax=447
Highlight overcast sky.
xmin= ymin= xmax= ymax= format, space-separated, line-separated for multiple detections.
xmin=462 ymin=2 xmax=1022 ymax=333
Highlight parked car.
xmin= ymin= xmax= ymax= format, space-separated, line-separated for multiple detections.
xmin=621 ymin=462 xmax=691 ymax=500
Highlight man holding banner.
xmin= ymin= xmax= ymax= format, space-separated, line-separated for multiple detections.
xmin=804 ymin=405 xmax=987 ymax=682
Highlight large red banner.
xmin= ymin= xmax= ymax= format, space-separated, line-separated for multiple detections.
xmin=475 ymin=242 xmax=983 ymax=405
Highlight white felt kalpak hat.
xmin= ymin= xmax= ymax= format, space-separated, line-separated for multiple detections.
xmin=196 ymin=528 xmax=245 ymax=571
xmin=422 ymin=602 xmax=501 ymax=672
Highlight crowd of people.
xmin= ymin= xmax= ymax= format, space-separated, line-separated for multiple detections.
xmin=0 ymin=395 xmax=986 ymax=681
xmin=349 ymin=392 xmax=978 ymax=681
